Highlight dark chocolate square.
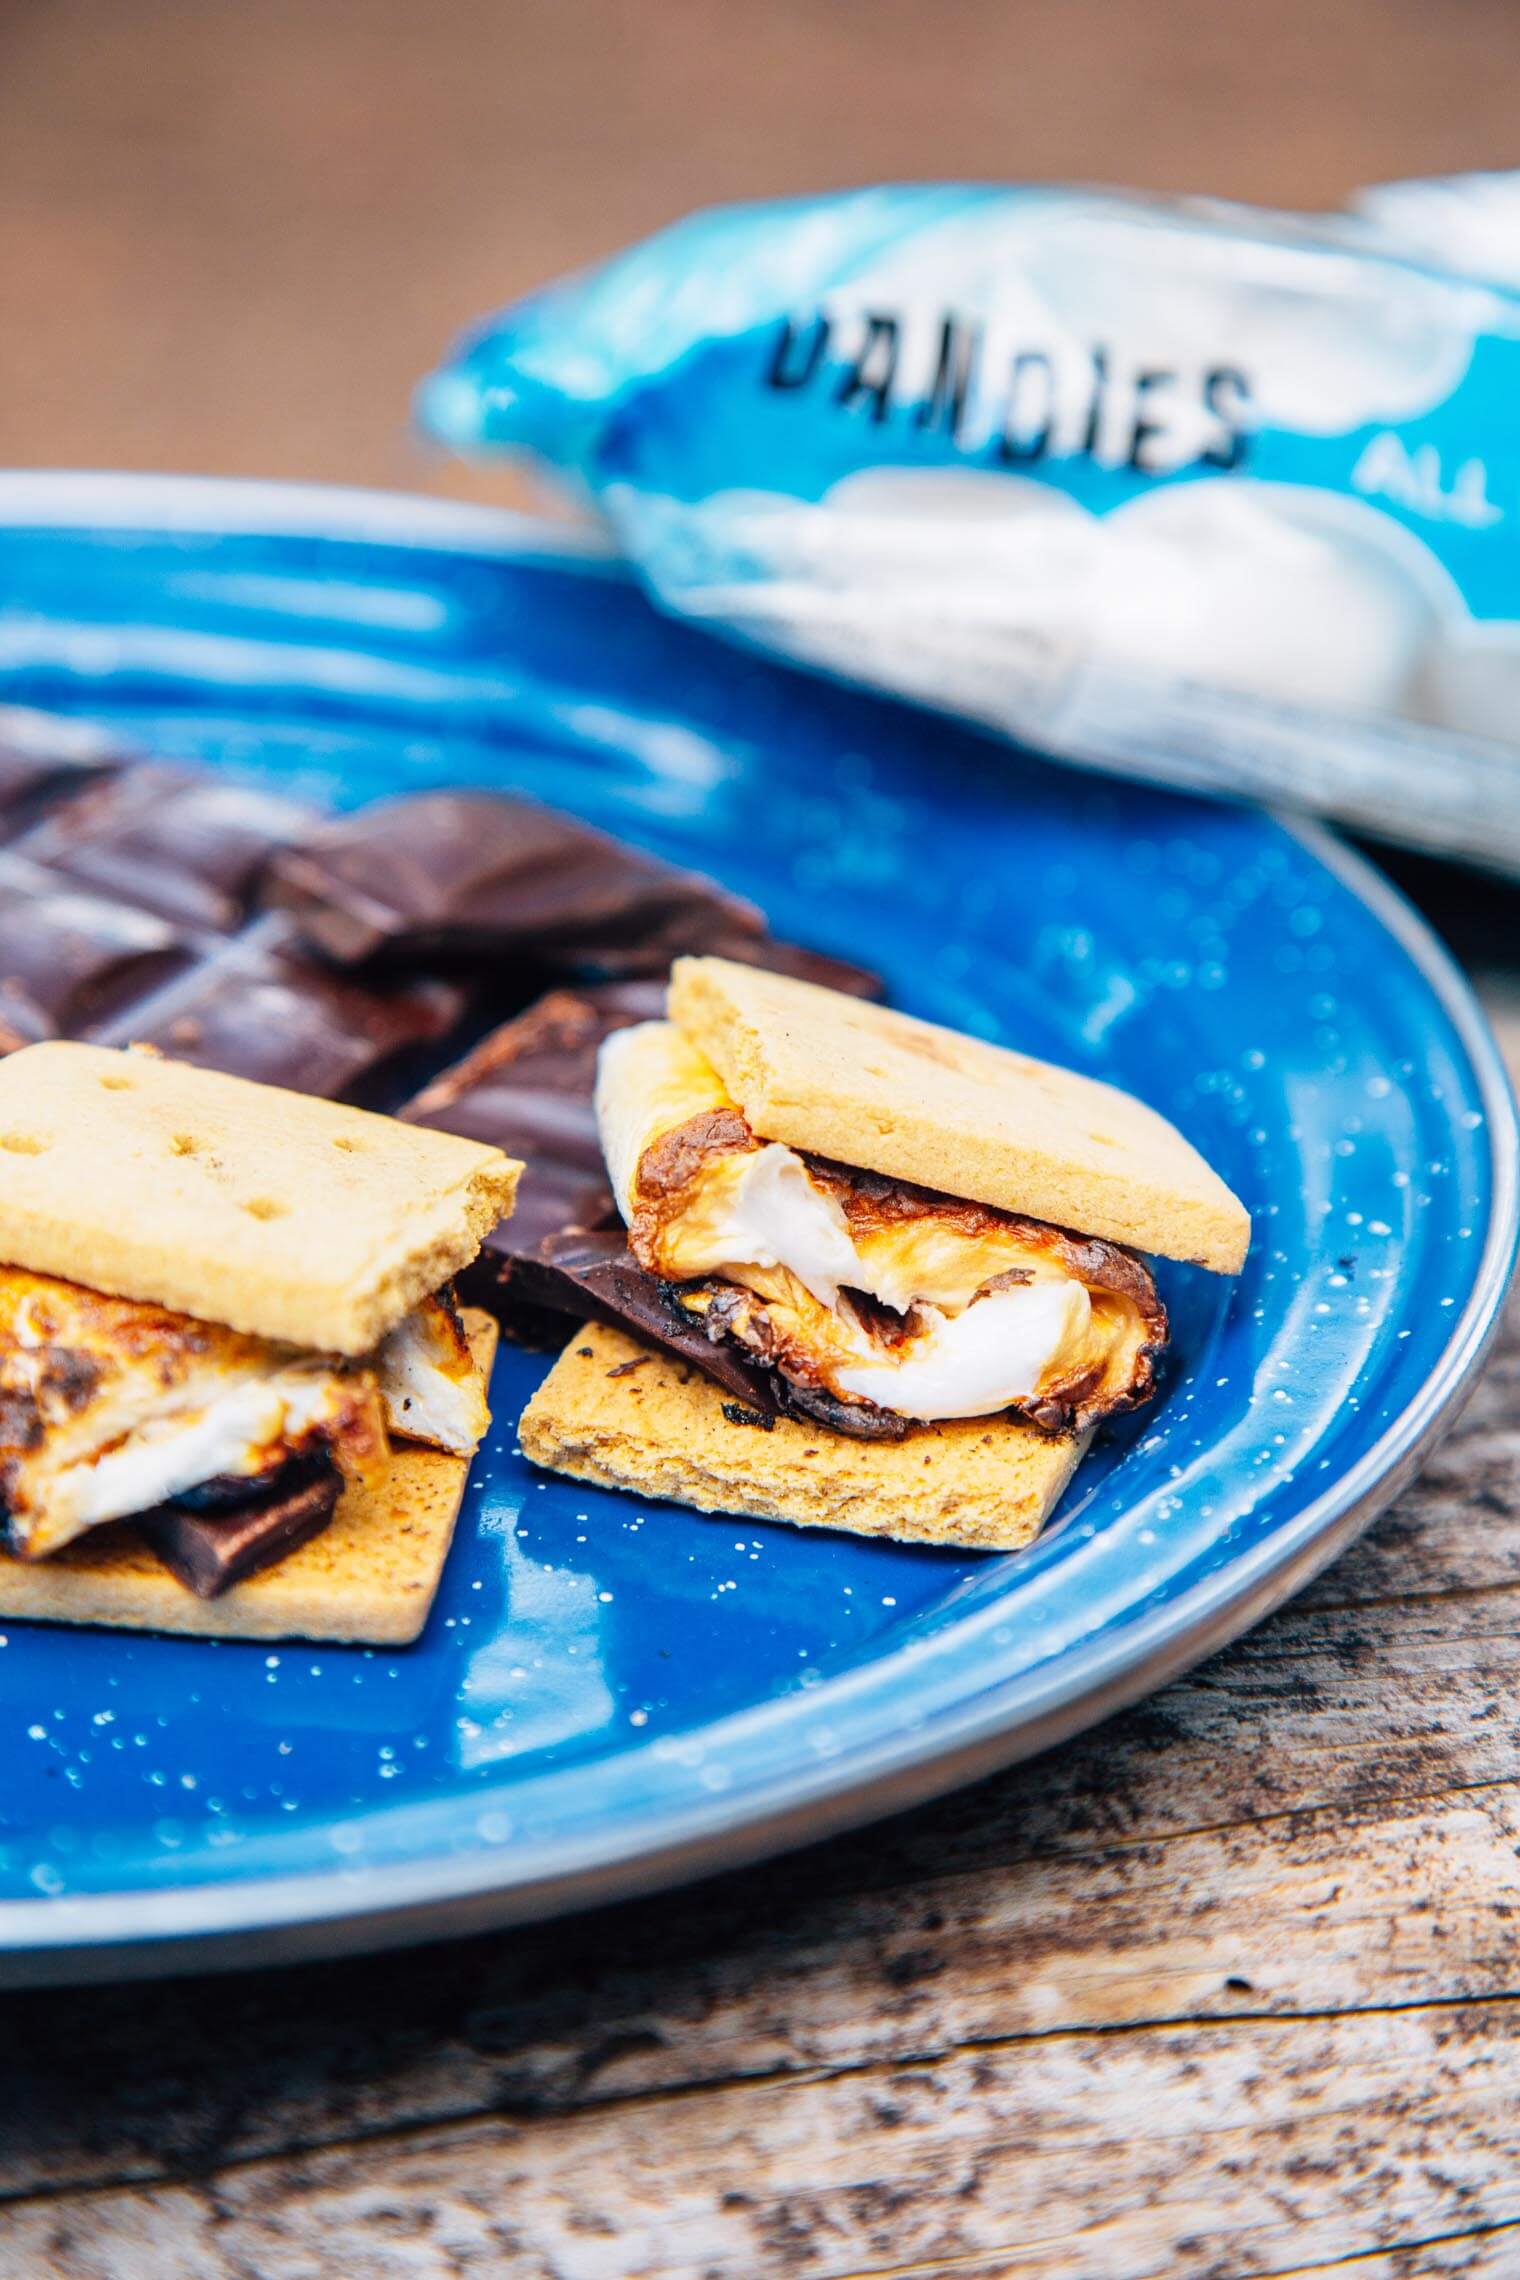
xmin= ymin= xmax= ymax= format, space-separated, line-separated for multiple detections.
xmin=16 ymin=764 xmax=319 ymax=932
xmin=0 ymin=708 xmax=129 ymax=841
xmin=404 ymin=979 xmax=664 ymax=1249
xmin=139 ymin=1458 xmax=342 ymax=1597
xmin=266 ymin=789 xmax=764 ymax=973
xmin=92 ymin=918 xmax=464 ymax=1100
xmin=0 ymin=854 xmax=194 ymax=1051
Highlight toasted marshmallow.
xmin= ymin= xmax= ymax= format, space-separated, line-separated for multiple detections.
xmin=833 ymin=1281 xmax=1093 ymax=1421
xmin=47 ymin=1368 xmax=363 ymax=1548
xmin=0 ymin=1267 xmax=390 ymax=1559
xmin=373 ymin=1291 xmax=492 ymax=1456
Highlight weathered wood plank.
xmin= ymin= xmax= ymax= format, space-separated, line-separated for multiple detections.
xmin=1269 ymin=2224 xmax=1520 ymax=2280
xmin=1297 ymin=1311 xmax=1520 ymax=1608
xmin=6 ymin=1766 xmax=1520 ymax=2200
xmin=6 ymin=1999 xmax=1520 ymax=2280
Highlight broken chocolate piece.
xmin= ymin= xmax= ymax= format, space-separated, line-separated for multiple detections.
xmin=0 ymin=724 xmax=878 ymax=1170
xmin=16 ymin=764 xmax=317 ymax=932
xmin=139 ymin=1455 xmax=342 ymax=1598
xmin=93 ymin=917 xmax=463 ymax=1100
xmin=495 ymin=1233 xmax=912 ymax=1431
xmin=486 ymin=1230 xmax=783 ymax=1411
xmin=265 ymin=790 xmax=765 ymax=974
xmin=0 ymin=854 xmax=193 ymax=1051
xmin=404 ymin=978 xmax=664 ymax=1250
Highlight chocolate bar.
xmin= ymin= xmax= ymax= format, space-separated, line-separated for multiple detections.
xmin=17 ymin=765 xmax=318 ymax=933
xmin=139 ymin=1455 xmax=342 ymax=1597
xmin=0 ymin=855 xmax=193 ymax=1051
xmin=267 ymin=788 xmax=887 ymax=999
xmin=0 ymin=709 xmax=127 ymax=840
xmin=265 ymin=789 xmax=765 ymax=973
xmin=93 ymin=918 xmax=463 ymax=1100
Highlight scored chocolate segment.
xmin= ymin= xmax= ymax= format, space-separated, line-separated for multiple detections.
xmin=0 ymin=710 xmax=128 ymax=840
xmin=92 ymin=917 xmax=464 ymax=1100
xmin=16 ymin=765 xmax=318 ymax=933
xmin=0 ymin=855 xmax=194 ymax=1052
xmin=139 ymin=1456 xmax=342 ymax=1598
xmin=265 ymin=789 xmax=766 ymax=975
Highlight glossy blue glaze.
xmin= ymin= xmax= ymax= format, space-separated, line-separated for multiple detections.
xmin=0 ymin=476 xmax=1510 ymax=1974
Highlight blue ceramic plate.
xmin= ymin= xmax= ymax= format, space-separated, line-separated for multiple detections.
xmin=0 ymin=473 xmax=1512 ymax=1984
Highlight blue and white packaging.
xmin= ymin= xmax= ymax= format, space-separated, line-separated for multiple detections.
xmin=420 ymin=186 xmax=1520 ymax=873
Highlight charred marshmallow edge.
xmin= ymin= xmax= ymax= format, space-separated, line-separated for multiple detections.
xmin=596 ymin=1023 xmax=1137 ymax=1427
xmin=373 ymin=1290 xmax=491 ymax=1456
xmin=40 ymin=1366 xmax=357 ymax=1552
xmin=0 ymin=1277 xmax=487 ymax=1562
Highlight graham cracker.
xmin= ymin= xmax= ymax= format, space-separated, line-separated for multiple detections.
xmin=0 ymin=1043 xmax=520 ymax=1353
xmin=0 ymin=1313 xmax=498 ymax=1644
xmin=520 ymin=1322 xmax=1088 ymax=1552
xmin=668 ymin=956 xmax=1248 ymax=1273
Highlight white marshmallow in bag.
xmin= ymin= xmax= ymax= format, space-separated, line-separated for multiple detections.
xmin=423 ymin=183 xmax=1520 ymax=873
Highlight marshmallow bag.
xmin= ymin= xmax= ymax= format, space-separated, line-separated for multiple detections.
xmin=420 ymin=186 xmax=1520 ymax=872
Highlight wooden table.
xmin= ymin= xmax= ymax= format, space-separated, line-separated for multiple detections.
xmin=4 ymin=3 xmax=1520 ymax=2269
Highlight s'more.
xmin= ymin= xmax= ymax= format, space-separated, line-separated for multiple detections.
xmin=520 ymin=956 xmax=1248 ymax=1549
xmin=0 ymin=1042 xmax=519 ymax=1640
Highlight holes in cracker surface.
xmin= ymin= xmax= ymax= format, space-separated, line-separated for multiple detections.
xmin=168 ymin=1133 xmax=200 ymax=1157
xmin=332 ymin=1136 xmax=364 ymax=1153
xmin=0 ymin=1132 xmax=49 ymax=1155
xmin=241 ymin=1196 xmax=287 ymax=1222
xmin=98 ymin=1073 xmax=133 ymax=1092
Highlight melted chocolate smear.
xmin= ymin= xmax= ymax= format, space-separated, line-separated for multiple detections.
xmin=721 ymin=1402 xmax=775 ymax=1431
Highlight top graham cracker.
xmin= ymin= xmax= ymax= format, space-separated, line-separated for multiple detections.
xmin=667 ymin=957 xmax=1248 ymax=1273
xmin=0 ymin=1042 xmax=520 ymax=1353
